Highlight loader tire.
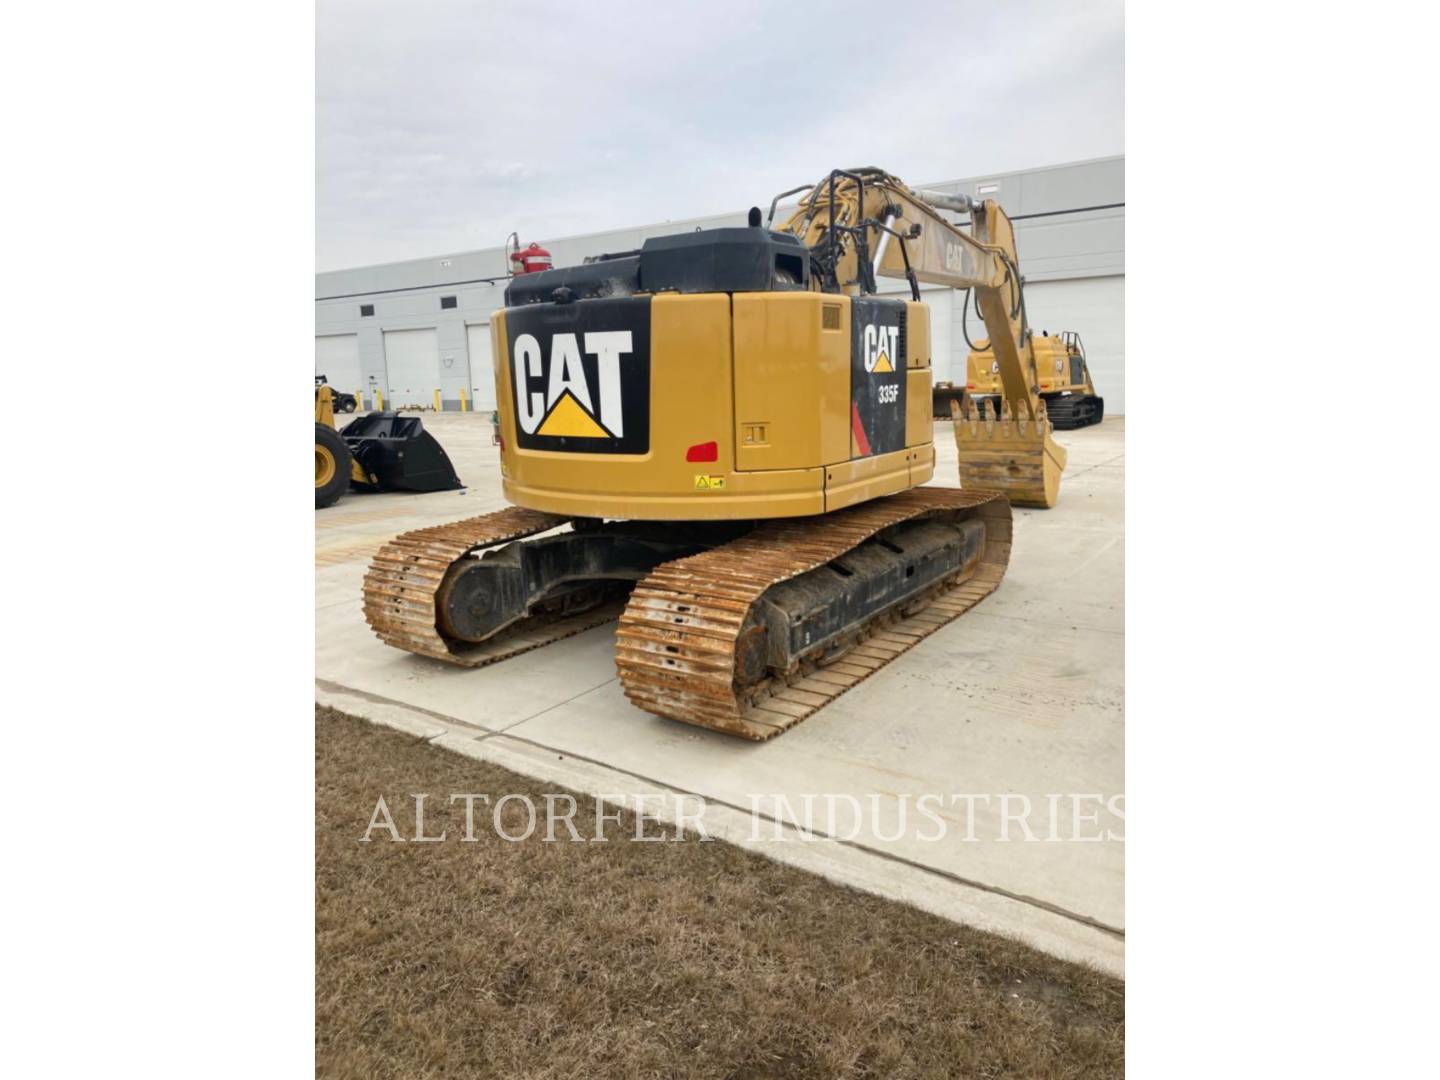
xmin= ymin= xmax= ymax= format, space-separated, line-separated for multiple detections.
xmin=315 ymin=423 xmax=351 ymax=509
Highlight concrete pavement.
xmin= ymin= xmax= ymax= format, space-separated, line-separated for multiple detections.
xmin=316 ymin=412 xmax=1125 ymax=976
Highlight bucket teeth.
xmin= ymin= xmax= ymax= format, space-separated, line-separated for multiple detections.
xmin=953 ymin=399 xmax=1067 ymax=509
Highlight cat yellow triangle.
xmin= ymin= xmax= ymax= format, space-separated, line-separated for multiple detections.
xmin=537 ymin=391 xmax=611 ymax=438
xmin=873 ymin=350 xmax=894 ymax=373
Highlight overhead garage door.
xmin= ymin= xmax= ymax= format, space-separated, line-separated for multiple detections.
xmin=1022 ymin=276 xmax=1125 ymax=415
xmin=315 ymin=334 xmax=362 ymax=402
xmin=382 ymin=328 xmax=439 ymax=408
xmin=922 ymin=288 xmax=953 ymax=384
xmin=465 ymin=323 xmax=496 ymax=410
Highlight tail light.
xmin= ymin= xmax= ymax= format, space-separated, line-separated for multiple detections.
xmin=685 ymin=441 xmax=718 ymax=463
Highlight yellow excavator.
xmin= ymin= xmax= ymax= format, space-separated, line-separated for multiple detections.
xmin=363 ymin=167 xmax=1065 ymax=738
xmin=965 ymin=329 xmax=1104 ymax=429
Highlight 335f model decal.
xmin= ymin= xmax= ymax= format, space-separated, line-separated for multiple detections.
xmin=850 ymin=299 xmax=907 ymax=457
xmin=505 ymin=298 xmax=651 ymax=454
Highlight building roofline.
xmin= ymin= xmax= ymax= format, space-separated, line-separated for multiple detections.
xmin=317 ymin=154 xmax=1124 ymax=279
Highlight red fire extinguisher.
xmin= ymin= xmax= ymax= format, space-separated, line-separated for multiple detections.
xmin=509 ymin=241 xmax=552 ymax=275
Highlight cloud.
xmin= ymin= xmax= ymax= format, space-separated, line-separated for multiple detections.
xmin=317 ymin=0 xmax=1123 ymax=270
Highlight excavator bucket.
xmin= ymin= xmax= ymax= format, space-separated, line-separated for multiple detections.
xmin=951 ymin=397 xmax=1067 ymax=509
xmin=341 ymin=411 xmax=464 ymax=494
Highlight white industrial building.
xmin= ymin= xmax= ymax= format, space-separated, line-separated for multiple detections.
xmin=315 ymin=155 xmax=1124 ymax=415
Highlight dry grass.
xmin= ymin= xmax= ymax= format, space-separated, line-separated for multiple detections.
xmin=316 ymin=706 xmax=1123 ymax=1078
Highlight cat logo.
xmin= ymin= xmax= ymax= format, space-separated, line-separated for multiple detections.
xmin=513 ymin=330 xmax=631 ymax=438
xmin=862 ymin=322 xmax=900 ymax=374
xmin=505 ymin=297 xmax=652 ymax=455
xmin=944 ymin=238 xmax=972 ymax=275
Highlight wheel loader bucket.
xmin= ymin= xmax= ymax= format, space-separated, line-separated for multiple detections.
xmin=340 ymin=411 xmax=464 ymax=494
xmin=951 ymin=397 xmax=1067 ymax=509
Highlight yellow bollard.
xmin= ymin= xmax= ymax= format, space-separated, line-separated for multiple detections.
xmin=434 ymin=388 xmax=441 ymax=412
xmin=375 ymin=388 xmax=384 ymax=410
xmin=459 ymin=386 xmax=469 ymax=413
xmin=356 ymin=388 xmax=363 ymax=412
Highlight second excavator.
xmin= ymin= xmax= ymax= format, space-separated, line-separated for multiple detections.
xmin=363 ymin=168 xmax=1066 ymax=738
xmin=965 ymin=329 xmax=1104 ymax=430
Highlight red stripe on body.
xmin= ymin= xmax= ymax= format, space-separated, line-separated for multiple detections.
xmin=851 ymin=401 xmax=872 ymax=456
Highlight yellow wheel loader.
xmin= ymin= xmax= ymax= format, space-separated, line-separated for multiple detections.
xmin=315 ymin=378 xmax=462 ymax=509
xmin=964 ymin=329 xmax=1104 ymax=430
xmin=315 ymin=382 xmax=353 ymax=509
xmin=363 ymin=168 xmax=1065 ymax=738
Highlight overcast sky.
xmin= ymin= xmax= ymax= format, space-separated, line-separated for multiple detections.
xmin=317 ymin=0 xmax=1123 ymax=271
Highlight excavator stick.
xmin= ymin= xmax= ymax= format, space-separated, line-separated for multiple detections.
xmin=951 ymin=397 xmax=1067 ymax=509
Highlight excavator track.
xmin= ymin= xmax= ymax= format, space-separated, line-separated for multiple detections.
xmin=614 ymin=488 xmax=1012 ymax=740
xmin=362 ymin=507 xmax=625 ymax=667
xmin=1044 ymin=394 xmax=1104 ymax=430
